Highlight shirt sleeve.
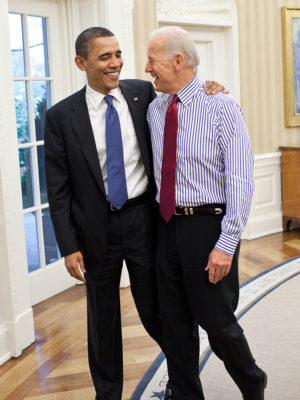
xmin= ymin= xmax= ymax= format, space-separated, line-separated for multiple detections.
xmin=214 ymin=98 xmax=254 ymax=255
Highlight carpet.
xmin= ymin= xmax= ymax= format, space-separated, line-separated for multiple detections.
xmin=130 ymin=256 xmax=300 ymax=400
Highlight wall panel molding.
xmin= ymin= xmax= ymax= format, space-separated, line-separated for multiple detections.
xmin=243 ymin=153 xmax=283 ymax=240
xmin=157 ymin=0 xmax=232 ymax=17
xmin=133 ymin=0 xmax=158 ymax=81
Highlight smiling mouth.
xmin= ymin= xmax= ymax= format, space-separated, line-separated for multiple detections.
xmin=152 ymin=75 xmax=159 ymax=84
xmin=105 ymin=71 xmax=120 ymax=78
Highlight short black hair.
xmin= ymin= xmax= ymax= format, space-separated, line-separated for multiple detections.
xmin=75 ymin=27 xmax=115 ymax=59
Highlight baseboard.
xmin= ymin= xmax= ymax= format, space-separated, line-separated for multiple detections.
xmin=0 ymin=307 xmax=35 ymax=365
xmin=0 ymin=323 xmax=11 ymax=365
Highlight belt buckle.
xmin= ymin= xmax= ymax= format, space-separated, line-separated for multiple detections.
xmin=175 ymin=207 xmax=195 ymax=216
xmin=215 ymin=207 xmax=222 ymax=215
xmin=175 ymin=207 xmax=183 ymax=216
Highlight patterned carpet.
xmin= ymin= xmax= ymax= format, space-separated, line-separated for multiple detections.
xmin=130 ymin=256 xmax=300 ymax=400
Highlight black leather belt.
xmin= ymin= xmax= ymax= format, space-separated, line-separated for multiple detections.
xmin=174 ymin=204 xmax=225 ymax=216
xmin=108 ymin=192 xmax=149 ymax=212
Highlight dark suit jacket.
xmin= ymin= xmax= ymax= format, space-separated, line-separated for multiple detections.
xmin=44 ymin=79 xmax=156 ymax=271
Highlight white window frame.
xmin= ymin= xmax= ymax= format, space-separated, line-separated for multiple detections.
xmin=8 ymin=0 xmax=74 ymax=305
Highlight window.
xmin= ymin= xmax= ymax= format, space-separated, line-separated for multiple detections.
xmin=9 ymin=12 xmax=61 ymax=273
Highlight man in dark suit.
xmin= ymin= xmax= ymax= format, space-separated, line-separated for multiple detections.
xmin=45 ymin=27 xmax=225 ymax=400
xmin=45 ymin=26 xmax=161 ymax=400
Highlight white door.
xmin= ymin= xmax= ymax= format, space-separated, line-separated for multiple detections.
xmin=159 ymin=23 xmax=239 ymax=99
xmin=8 ymin=0 xmax=75 ymax=305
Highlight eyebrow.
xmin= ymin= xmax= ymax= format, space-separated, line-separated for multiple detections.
xmin=98 ymin=50 xmax=122 ymax=58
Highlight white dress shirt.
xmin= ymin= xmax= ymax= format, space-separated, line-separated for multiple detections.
xmin=85 ymin=84 xmax=148 ymax=199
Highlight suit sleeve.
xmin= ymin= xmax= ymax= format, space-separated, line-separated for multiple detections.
xmin=44 ymin=110 xmax=80 ymax=257
xmin=149 ymin=81 xmax=157 ymax=103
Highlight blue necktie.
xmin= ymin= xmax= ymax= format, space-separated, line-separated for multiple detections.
xmin=104 ymin=95 xmax=128 ymax=209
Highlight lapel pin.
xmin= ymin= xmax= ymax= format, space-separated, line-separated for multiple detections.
xmin=133 ymin=97 xmax=139 ymax=101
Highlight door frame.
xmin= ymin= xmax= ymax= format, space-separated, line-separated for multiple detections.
xmin=157 ymin=0 xmax=240 ymax=101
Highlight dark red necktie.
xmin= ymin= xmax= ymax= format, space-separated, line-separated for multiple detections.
xmin=160 ymin=94 xmax=179 ymax=223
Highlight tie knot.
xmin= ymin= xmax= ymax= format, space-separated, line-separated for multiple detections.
xmin=104 ymin=95 xmax=114 ymax=106
xmin=172 ymin=94 xmax=179 ymax=104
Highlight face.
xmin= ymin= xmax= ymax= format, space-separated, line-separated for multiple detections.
xmin=145 ymin=37 xmax=176 ymax=93
xmin=75 ymin=36 xmax=123 ymax=94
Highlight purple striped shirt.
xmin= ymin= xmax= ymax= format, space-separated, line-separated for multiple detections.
xmin=147 ymin=74 xmax=254 ymax=255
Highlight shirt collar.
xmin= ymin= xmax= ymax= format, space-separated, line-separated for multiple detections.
xmin=86 ymin=84 xmax=122 ymax=110
xmin=157 ymin=74 xmax=205 ymax=109
xmin=177 ymin=74 xmax=205 ymax=107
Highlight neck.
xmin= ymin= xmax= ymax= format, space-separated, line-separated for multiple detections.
xmin=169 ymin=69 xmax=196 ymax=94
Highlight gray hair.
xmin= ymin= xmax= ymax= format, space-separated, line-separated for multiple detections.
xmin=149 ymin=26 xmax=199 ymax=67
xmin=75 ymin=26 xmax=115 ymax=59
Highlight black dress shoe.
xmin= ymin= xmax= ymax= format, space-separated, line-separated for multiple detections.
xmin=244 ymin=372 xmax=267 ymax=400
xmin=163 ymin=384 xmax=172 ymax=400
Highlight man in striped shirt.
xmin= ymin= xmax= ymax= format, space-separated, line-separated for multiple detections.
xmin=145 ymin=26 xmax=267 ymax=400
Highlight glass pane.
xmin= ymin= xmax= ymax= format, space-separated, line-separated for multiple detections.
xmin=42 ymin=208 xmax=61 ymax=265
xmin=24 ymin=212 xmax=40 ymax=272
xmin=9 ymin=13 xmax=25 ymax=77
xmin=28 ymin=16 xmax=49 ymax=77
xmin=32 ymin=81 xmax=51 ymax=141
xmin=19 ymin=148 xmax=34 ymax=208
xmin=37 ymin=145 xmax=47 ymax=203
xmin=14 ymin=81 xmax=30 ymax=144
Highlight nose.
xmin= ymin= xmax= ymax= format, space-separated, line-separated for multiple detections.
xmin=145 ymin=61 xmax=152 ymax=73
xmin=110 ymin=56 xmax=122 ymax=68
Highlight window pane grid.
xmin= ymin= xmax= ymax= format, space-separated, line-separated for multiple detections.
xmin=23 ymin=203 xmax=50 ymax=216
xmin=31 ymin=142 xmax=41 ymax=206
xmin=24 ymin=14 xmax=43 ymax=267
xmin=42 ymin=17 xmax=49 ymax=77
xmin=24 ymin=211 xmax=40 ymax=272
xmin=9 ymin=13 xmax=25 ymax=77
xmin=36 ymin=208 xmax=47 ymax=269
xmin=21 ymin=14 xmax=31 ymax=78
xmin=13 ymin=77 xmax=53 ymax=81
xmin=18 ymin=142 xmax=39 ymax=149
xmin=10 ymin=11 xmax=59 ymax=272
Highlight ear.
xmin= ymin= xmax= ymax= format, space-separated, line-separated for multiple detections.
xmin=75 ymin=55 xmax=86 ymax=71
xmin=173 ymin=54 xmax=184 ymax=70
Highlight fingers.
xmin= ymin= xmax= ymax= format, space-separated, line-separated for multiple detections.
xmin=79 ymin=255 xmax=86 ymax=274
xmin=205 ymin=248 xmax=233 ymax=284
xmin=204 ymin=80 xmax=216 ymax=95
xmin=204 ymin=80 xmax=226 ymax=95
xmin=205 ymin=264 xmax=227 ymax=284
xmin=65 ymin=252 xmax=86 ymax=283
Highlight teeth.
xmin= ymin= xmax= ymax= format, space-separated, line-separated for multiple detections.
xmin=107 ymin=72 xmax=119 ymax=76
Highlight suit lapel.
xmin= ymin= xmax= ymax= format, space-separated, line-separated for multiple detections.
xmin=69 ymin=88 xmax=106 ymax=196
xmin=119 ymin=81 xmax=151 ymax=178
